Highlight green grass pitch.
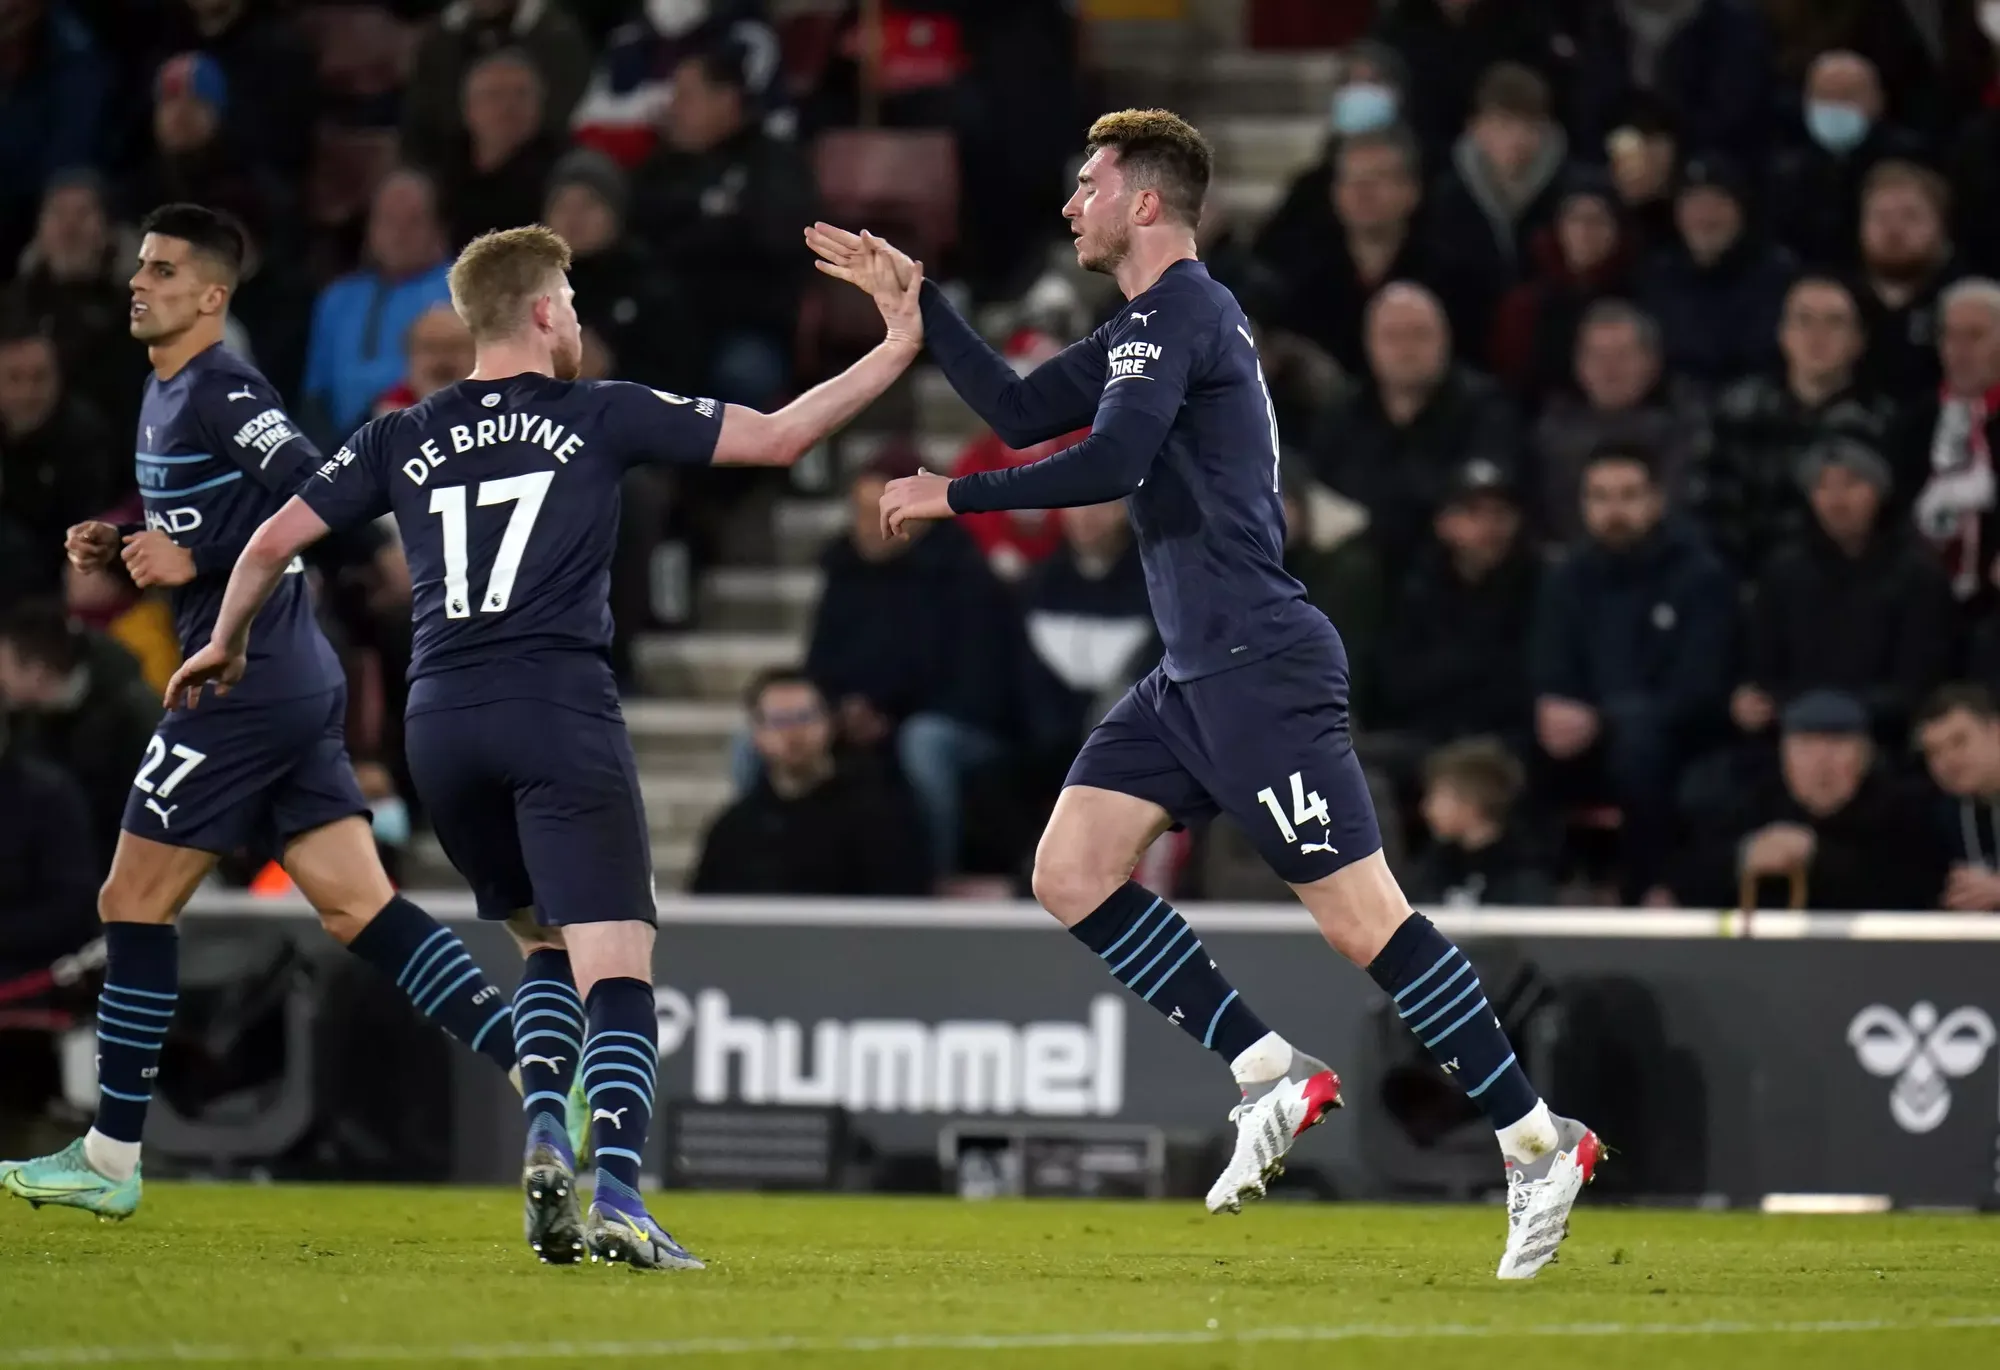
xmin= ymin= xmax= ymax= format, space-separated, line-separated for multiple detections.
xmin=3 ymin=1188 xmax=1998 ymax=1369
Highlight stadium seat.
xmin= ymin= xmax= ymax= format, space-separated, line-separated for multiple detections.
xmin=299 ymin=4 xmax=415 ymax=103
xmin=812 ymin=129 xmax=960 ymax=265
xmin=1246 ymin=0 xmax=1373 ymax=49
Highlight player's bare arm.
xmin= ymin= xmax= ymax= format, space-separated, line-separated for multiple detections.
xmin=709 ymin=246 xmax=924 ymax=467
xmin=163 ymin=497 xmax=331 ymax=710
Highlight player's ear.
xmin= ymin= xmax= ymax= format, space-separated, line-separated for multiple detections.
xmin=1131 ymin=186 xmax=1162 ymax=229
xmin=532 ymin=294 xmax=554 ymax=332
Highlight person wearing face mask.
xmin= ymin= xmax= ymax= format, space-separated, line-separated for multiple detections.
xmin=1950 ymin=3 xmax=2000 ymax=277
xmin=1769 ymin=50 xmax=1927 ymax=273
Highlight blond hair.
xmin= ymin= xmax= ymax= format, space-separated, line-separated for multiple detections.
xmin=1085 ymin=109 xmax=1212 ymax=228
xmin=447 ymin=225 xmax=573 ymax=342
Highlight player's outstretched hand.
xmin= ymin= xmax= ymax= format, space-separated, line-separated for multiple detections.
xmin=64 ymin=520 xmax=120 ymax=573
xmin=121 ymin=530 xmax=197 ymax=589
xmin=805 ymin=222 xmax=915 ymax=290
xmin=878 ymin=469 xmax=955 ymax=540
xmin=163 ymin=639 xmax=247 ymax=712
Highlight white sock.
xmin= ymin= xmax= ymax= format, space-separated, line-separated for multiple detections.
xmin=1495 ymin=1099 xmax=1558 ymax=1166
xmin=83 ymin=1129 xmax=141 ymax=1183
xmin=1229 ymin=1031 xmax=1294 ymax=1085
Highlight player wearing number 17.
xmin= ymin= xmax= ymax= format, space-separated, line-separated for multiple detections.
xmin=808 ymin=110 xmax=1599 ymax=1279
xmin=166 ymin=225 xmax=928 ymax=1269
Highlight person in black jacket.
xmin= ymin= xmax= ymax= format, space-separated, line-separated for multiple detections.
xmin=1915 ymin=683 xmax=2000 ymax=911
xmin=1531 ymin=443 xmax=1735 ymax=899
xmin=1019 ymin=501 xmax=1152 ymax=750
xmin=154 ymin=0 xmax=318 ymax=178
xmin=1735 ymin=437 xmax=1958 ymax=746
xmin=433 ymin=50 xmax=566 ymax=251
xmin=1372 ymin=0 xmax=1564 ymax=171
xmin=1406 ymin=736 xmax=1557 ymax=906
xmin=1854 ymin=160 xmax=1962 ymax=402
xmin=1573 ymin=0 xmax=1772 ymax=162
xmin=0 ymin=710 xmax=96 ymax=985
xmin=0 ymin=327 xmax=119 ymax=558
xmin=1673 ymin=689 xmax=1947 ymax=911
xmin=542 ymin=147 xmax=694 ymax=389
xmin=805 ymin=454 xmax=1025 ymax=877
xmin=1377 ymin=457 xmax=1540 ymax=747
xmin=1767 ymin=50 xmax=1929 ymax=273
xmin=691 ymin=670 xmax=931 ymax=897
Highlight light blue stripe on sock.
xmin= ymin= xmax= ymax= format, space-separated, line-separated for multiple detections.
xmin=1466 ymin=1052 xmax=1517 ymax=1098
xmin=1097 ymin=897 xmax=1163 ymax=962
xmin=394 ymin=928 xmax=454 ymax=990
xmin=1201 ymin=990 xmax=1240 ymax=1049
xmin=95 ymin=1010 xmax=167 ymax=1035
xmin=515 ymin=1009 xmax=582 ymax=1033
xmin=516 ymin=1029 xmax=582 ymax=1052
xmin=1392 ymin=948 xmax=1460 ymax=1004
xmin=589 ymin=1030 xmax=658 ymax=1053
xmin=100 ymin=1085 xmax=151 ymax=1102
xmin=402 ymin=944 xmax=464 ymax=1002
xmin=97 ymin=1030 xmax=159 ymax=1050
xmin=1125 ymin=925 xmax=1188 ymax=990
xmin=1108 ymin=911 xmax=1176 ymax=977
xmin=582 ymin=1041 xmax=657 ymax=1069
xmin=418 ymin=966 xmax=481 ymax=1016
xmin=99 ymin=993 xmax=174 ymax=1016
xmin=1423 ymin=997 xmax=1490 ymax=1050
xmin=407 ymin=952 xmax=471 ymax=1007
xmin=1409 ymin=978 xmax=1481 ymax=1038
xmin=585 ymin=1080 xmax=650 ymax=1102
xmin=596 ymin=1147 xmax=643 ymax=1166
xmin=1142 ymin=940 xmax=1202 ymax=1003
xmin=524 ymin=1090 xmax=568 ymax=1110
xmin=1397 ymin=961 xmax=1472 ymax=1019
xmin=582 ymin=1063 xmax=655 ymax=1089
xmin=469 ymin=1007 xmax=511 ymax=1053
xmin=514 ymin=987 xmax=583 ymax=1013
xmin=101 ymin=983 xmax=177 ymax=1001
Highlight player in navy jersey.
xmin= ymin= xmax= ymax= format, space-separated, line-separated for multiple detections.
xmin=164 ymin=225 xmax=927 ymax=1270
xmin=809 ymin=110 xmax=1600 ymax=1279
xmin=0 ymin=207 xmax=527 ymax=1224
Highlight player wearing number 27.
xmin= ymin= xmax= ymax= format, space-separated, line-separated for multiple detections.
xmin=809 ymin=110 xmax=1599 ymax=1279
xmin=166 ymin=224 xmax=928 ymax=1269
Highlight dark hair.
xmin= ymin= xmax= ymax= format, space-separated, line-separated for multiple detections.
xmin=0 ymin=602 xmax=82 ymax=674
xmin=1917 ymin=682 xmax=2000 ymax=728
xmin=745 ymin=666 xmax=820 ymax=714
xmin=1423 ymin=737 xmax=1524 ymax=820
xmin=1086 ymin=109 xmax=1213 ymax=229
xmin=1583 ymin=440 xmax=1658 ymax=482
xmin=137 ymin=203 xmax=246 ymax=283
xmin=1472 ymin=61 xmax=1551 ymax=122
xmin=1785 ymin=273 xmax=1863 ymax=323
xmin=1863 ymin=158 xmax=1950 ymax=219
xmin=0 ymin=308 xmax=52 ymax=352
xmin=1335 ymin=125 xmax=1421 ymax=182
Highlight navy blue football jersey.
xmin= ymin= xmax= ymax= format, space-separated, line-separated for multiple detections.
xmin=136 ymin=343 xmax=343 ymax=701
xmin=299 ymin=376 xmax=723 ymax=717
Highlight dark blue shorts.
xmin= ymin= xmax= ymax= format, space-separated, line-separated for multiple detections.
xmin=119 ymin=686 xmax=368 ymax=857
xmin=405 ymin=699 xmax=656 ymax=926
xmin=1066 ymin=629 xmax=1382 ymax=884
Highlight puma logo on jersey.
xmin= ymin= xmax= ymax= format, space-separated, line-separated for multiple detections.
xmin=226 ymin=388 xmax=256 ymax=402
xmin=1130 ymin=310 xmax=1156 ymax=325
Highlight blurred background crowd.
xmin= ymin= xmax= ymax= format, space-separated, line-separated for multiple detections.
xmin=10 ymin=0 xmax=2000 ymax=968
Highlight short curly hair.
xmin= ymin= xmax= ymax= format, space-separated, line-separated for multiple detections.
xmin=447 ymin=224 xmax=573 ymax=342
xmin=1085 ymin=109 xmax=1212 ymax=229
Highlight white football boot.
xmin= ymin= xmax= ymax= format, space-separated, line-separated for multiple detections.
xmin=1204 ymin=1050 xmax=1343 ymax=1214
xmin=1496 ymin=1113 xmax=1604 ymax=1279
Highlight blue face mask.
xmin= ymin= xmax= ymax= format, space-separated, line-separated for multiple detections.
xmin=371 ymin=797 xmax=411 ymax=848
xmin=1333 ymin=84 xmax=1398 ymax=136
xmin=1806 ymin=101 xmax=1870 ymax=154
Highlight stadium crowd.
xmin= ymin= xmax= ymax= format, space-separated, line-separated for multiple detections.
xmin=8 ymin=0 xmax=2000 ymax=951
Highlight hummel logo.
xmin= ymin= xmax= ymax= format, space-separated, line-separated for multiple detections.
xmin=520 ymin=1054 xmax=566 ymax=1072
xmin=592 ymin=1106 xmax=629 ymax=1129
xmin=1298 ymin=838 xmax=1339 ymax=855
xmin=226 ymin=388 xmax=256 ymax=402
xmin=1130 ymin=310 xmax=1156 ymax=325
xmin=144 ymin=799 xmax=178 ymax=827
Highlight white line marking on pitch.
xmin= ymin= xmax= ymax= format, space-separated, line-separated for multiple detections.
xmin=5 ymin=1316 xmax=2000 ymax=1364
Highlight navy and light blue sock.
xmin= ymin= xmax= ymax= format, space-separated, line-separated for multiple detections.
xmin=347 ymin=896 xmax=514 ymax=1075
xmin=1368 ymin=912 xmax=1539 ymax=1129
xmin=514 ymin=948 xmax=584 ymax=1147
xmin=92 ymin=923 xmax=179 ymax=1145
xmin=581 ymin=977 xmax=658 ymax=1195
xmin=1069 ymin=882 xmax=1271 ymax=1063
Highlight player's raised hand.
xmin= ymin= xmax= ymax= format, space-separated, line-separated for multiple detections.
xmin=121 ymin=530 xmax=197 ymax=588
xmin=878 ymin=469 xmax=955 ymax=540
xmin=64 ymin=520 xmax=120 ymax=573
xmin=163 ymin=639 xmax=247 ymax=712
xmin=805 ymin=222 xmax=916 ymax=294
xmin=877 ymin=250 xmax=925 ymax=349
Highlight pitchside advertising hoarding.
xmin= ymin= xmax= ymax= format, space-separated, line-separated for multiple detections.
xmin=180 ymin=897 xmax=2000 ymax=1206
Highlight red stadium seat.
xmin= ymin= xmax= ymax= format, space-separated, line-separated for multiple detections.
xmin=1247 ymin=0 xmax=1374 ymax=49
xmin=299 ymin=4 xmax=415 ymax=101
xmin=812 ymin=129 xmax=960 ymax=265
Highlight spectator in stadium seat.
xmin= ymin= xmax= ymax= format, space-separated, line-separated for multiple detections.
xmin=1573 ymin=0 xmax=1772 ymax=162
xmin=1636 ymin=155 xmax=1796 ymax=387
xmin=1914 ymin=683 xmax=2000 ymax=910
xmin=1531 ymin=299 xmax=1710 ymax=545
xmin=542 ymin=147 xmax=692 ymax=389
xmin=301 ymin=170 xmax=453 ymax=446
xmin=1487 ymin=167 xmax=1636 ymax=406
xmin=1699 ymin=276 xmax=1898 ymax=575
xmin=1909 ymin=278 xmax=2000 ymax=606
xmin=0 ymin=327 xmax=119 ymax=558
xmin=1405 ymin=737 xmax=1556 ymax=907
xmin=1736 ymin=438 xmax=1958 ymax=746
xmin=1281 ymin=471 xmax=1385 ymax=727
xmin=1767 ymin=50 xmax=1927 ymax=273
xmin=630 ymin=30 xmax=816 ymax=406
xmin=0 ymin=604 xmax=160 ymax=866
xmin=951 ymin=327 xmax=1083 ymax=582
xmin=1531 ymin=443 xmax=1735 ymax=901
xmin=1855 ymin=160 xmax=1962 ymax=401
xmin=401 ymin=0 xmax=591 ymax=175
xmin=570 ymin=1 xmax=778 ymax=169
xmin=1 ymin=174 xmax=147 ymax=444
xmin=804 ymin=452 xmax=1024 ymax=878
xmin=1377 ymin=457 xmax=1541 ymax=748
xmin=1423 ymin=62 xmax=1572 ymax=344
xmin=1019 ymin=501 xmax=1152 ymax=749
xmin=154 ymin=0 xmax=318 ymax=178
xmin=1602 ymin=99 xmax=1680 ymax=258
xmin=0 ymin=707 xmax=97 ymax=983
xmin=692 ymin=669 xmax=931 ymax=897
xmin=1309 ymin=282 xmax=1521 ymax=589
xmin=1674 ymin=689 xmax=1946 ymax=911
xmin=1371 ymin=0 xmax=1561 ymax=171
xmin=372 ymin=304 xmax=475 ymax=417
xmin=0 ymin=0 xmax=108 ymax=269
xmin=434 ymin=49 xmax=568 ymax=250
xmin=1762 ymin=0 xmax=1992 ymax=153
xmin=1951 ymin=14 xmax=2000 ymax=277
